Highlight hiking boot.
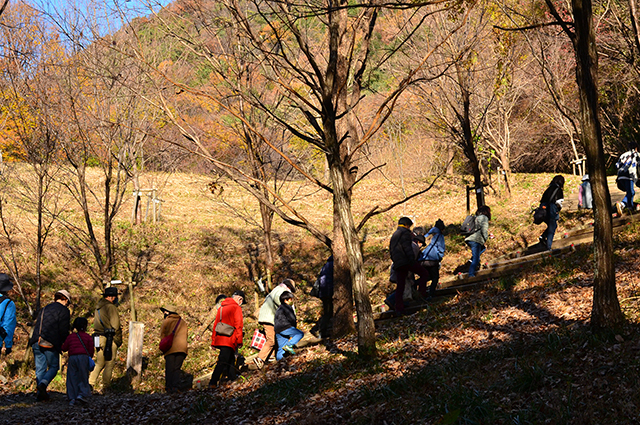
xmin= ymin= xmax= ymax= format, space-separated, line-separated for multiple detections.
xmin=36 ymin=383 xmax=47 ymax=401
xmin=283 ymin=345 xmax=296 ymax=355
xmin=616 ymin=202 xmax=623 ymax=216
xmin=253 ymin=357 xmax=264 ymax=370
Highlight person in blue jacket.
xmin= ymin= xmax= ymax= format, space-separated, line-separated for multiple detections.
xmin=418 ymin=220 xmax=446 ymax=298
xmin=0 ymin=274 xmax=17 ymax=357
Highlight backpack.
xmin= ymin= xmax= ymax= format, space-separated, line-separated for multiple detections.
xmin=460 ymin=215 xmax=477 ymax=235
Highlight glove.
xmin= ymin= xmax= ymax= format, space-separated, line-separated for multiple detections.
xmin=4 ymin=347 xmax=11 ymax=355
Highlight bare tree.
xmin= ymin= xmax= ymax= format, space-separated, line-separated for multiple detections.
xmin=0 ymin=1 xmax=68 ymax=313
xmin=122 ymin=0 xmax=464 ymax=356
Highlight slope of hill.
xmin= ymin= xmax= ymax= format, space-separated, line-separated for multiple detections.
xmin=0 ymin=169 xmax=638 ymax=424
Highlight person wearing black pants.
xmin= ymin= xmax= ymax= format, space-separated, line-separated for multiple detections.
xmin=209 ymin=347 xmax=234 ymax=386
xmin=418 ymin=220 xmax=446 ymax=298
xmin=160 ymin=305 xmax=189 ymax=393
xmin=208 ymin=291 xmax=245 ymax=388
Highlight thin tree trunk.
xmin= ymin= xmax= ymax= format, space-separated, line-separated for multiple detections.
xmin=457 ymin=64 xmax=485 ymax=209
xmin=571 ymin=0 xmax=624 ymax=327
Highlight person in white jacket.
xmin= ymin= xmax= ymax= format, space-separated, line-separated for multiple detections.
xmin=253 ymin=279 xmax=296 ymax=369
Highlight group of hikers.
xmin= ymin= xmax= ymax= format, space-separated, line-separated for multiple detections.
xmin=0 ymin=272 xmax=320 ymax=401
xmin=0 ymin=142 xmax=637 ymax=403
xmin=0 ymin=280 xmax=122 ymax=405
xmin=386 ymin=141 xmax=640 ymax=316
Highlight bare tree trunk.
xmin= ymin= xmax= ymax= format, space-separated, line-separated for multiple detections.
xmin=331 ymin=207 xmax=356 ymax=337
xmin=259 ymin=202 xmax=274 ymax=292
xmin=571 ymin=0 xmax=624 ymax=328
xmin=457 ymin=63 xmax=485 ymax=209
xmin=629 ymin=0 xmax=640 ymax=55
xmin=330 ymin=163 xmax=375 ymax=356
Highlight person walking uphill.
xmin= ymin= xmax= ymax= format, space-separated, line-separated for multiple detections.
xmin=0 ymin=274 xmax=17 ymax=357
xmin=389 ymin=217 xmax=429 ymax=314
xmin=253 ymin=279 xmax=297 ymax=369
xmin=209 ymin=290 xmax=245 ymax=388
xmin=539 ymin=175 xmax=564 ymax=250
xmin=89 ymin=287 xmax=122 ymax=390
xmin=62 ymin=317 xmax=94 ymax=406
xmin=29 ymin=289 xmax=71 ymax=401
xmin=315 ymin=256 xmax=333 ymax=338
xmin=615 ymin=141 xmax=640 ymax=215
xmin=274 ymin=291 xmax=304 ymax=360
xmin=465 ymin=205 xmax=491 ymax=277
xmin=418 ymin=219 xmax=446 ymax=298
xmin=159 ymin=305 xmax=188 ymax=393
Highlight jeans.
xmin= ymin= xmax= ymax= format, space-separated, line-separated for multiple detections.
xmin=621 ymin=179 xmax=636 ymax=209
xmin=541 ymin=203 xmax=559 ymax=250
xmin=467 ymin=241 xmax=486 ymax=277
xmin=32 ymin=343 xmax=60 ymax=386
xmin=275 ymin=327 xmax=304 ymax=360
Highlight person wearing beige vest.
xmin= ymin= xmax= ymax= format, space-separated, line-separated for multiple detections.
xmin=159 ymin=305 xmax=188 ymax=393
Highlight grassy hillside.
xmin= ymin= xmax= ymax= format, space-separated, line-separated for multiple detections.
xmin=2 ymin=168 xmax=639 ymax=423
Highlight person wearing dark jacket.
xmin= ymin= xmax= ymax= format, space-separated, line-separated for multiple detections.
xmin=389 ymin=217 xmax=429 ymax=314
xmin=274 ymin=292 xmax=304 ymax=360
xmin=159 ymin=305 xmax=189 ymax=393
xmin=29 ymin=289 xmax=71 ymax=401
xmin=209 ymin=290 xmax=245 ymax=387
xmin=316 ymin=256 xmax=333 ymax=338
xmin=62 ymin=317 xmax=94 ymax=406
xmin=89 ymin=287 xmax=122 ymax=389
xmin=539 ymin=175 xmax=565 ymax=250
xmin=0 ymin=274 xmax=17 ymax=356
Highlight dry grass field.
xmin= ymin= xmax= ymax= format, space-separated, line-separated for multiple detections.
xmin=3 ymin=166 xmax=640 ymax=424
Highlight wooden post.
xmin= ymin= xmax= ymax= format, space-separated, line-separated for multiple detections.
xmin=129 ymin=281 xmax=137 ymax=322
xmin=466 ymin=185 xmax=471 ymax=215
xmin=126 ymin=321 xmax=145 ymax=386
xmin=152 ymin=189 xmax=157 ymax=223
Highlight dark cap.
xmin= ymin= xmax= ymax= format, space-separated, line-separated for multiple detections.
xmin=103 ymin=287 xmax=119 ymax=297
xmin=0 ymin=273 xmax=13 ymax=293
xmin=232 ymin=290 xmax=246 ymax=304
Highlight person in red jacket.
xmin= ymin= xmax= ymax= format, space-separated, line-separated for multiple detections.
xmin=208 ymin=290 xmax=245 ymax=388
xmin=61 ymin=317 xmax=94 ymax=406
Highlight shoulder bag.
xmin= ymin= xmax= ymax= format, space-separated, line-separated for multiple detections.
xmin=214 ymin=305 xmax=235 ymax=337
xmin=159 ymin=317 xmax=181 ymax=353
xmin=76 ymin=333 xmax=95 ymax=371
xmin=37 ymin=307 xmax=54 ymax=349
